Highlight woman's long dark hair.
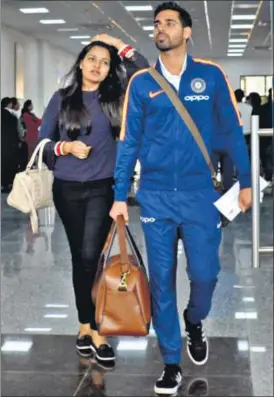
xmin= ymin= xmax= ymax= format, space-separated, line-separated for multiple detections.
xmin=21 ymin=100 xmax=32 ymax=116
xmin=60 ymin=41 xmax=126 ymax=140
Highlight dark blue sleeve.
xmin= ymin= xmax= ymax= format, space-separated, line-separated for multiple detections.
xmin=214 ymin=67 xmax=251 ymax=189
xmin=122 ymin=50 xmax=150 ymax=80
xmin=38 ymin=90 xmax=61 ymax=169
xmin=114 ymin=73 xmax=145 ymax=201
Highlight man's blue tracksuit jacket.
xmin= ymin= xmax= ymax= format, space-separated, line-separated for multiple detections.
xmin=114 ymin=55 xmax=251 ymax=364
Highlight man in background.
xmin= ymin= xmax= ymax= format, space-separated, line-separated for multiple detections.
xmin=1 ymin=97 xmax=20 ymax=192
xmin=235 ymin=89 xmax=252 ymax=151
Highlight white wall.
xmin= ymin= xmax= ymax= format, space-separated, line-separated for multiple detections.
xmin=205 ymin=58 xmax=273 ymax=90
xmin=1 ymin=25 xmax=75 ymax=117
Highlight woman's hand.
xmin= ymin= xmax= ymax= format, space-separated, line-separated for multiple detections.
xmin=63 ymin=141 xmax=92 ymax=159
xmin=91 ymin=33 xmax=125 ymax=52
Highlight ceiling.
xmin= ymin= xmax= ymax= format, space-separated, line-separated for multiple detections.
xmin=1 ymin=0 xmax=272 ymax=61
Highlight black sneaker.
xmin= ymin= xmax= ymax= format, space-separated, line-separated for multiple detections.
xmin=90 ymin=343 xmax=116 ymax=362
xmin=76 ymin=334 xmax=93 ymax=357
xmin=154 ymin=364 xmax=183 ymax=395
xmin=183 ymin=310 xmax=208 ymax=366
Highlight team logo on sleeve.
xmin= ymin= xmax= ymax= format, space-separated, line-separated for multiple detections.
xmin=191 ymin=78 xmax=206 ymax=94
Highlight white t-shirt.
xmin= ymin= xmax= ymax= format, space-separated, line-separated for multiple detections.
xmin=237 ymin=102 xmax=252 ymax=135
xmin=159 ymin=55 xmax=187 ymax=91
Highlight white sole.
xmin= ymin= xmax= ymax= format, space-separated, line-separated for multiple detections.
xmin=90 ymin=344 xmax=116 ymax=362
xmin=186 ymin=338 xmax=209 ymax=366
xmin=154 ymin=380 xmax=182 ymax=395
xmin=76 ymin=347 xmax=92 ymax=357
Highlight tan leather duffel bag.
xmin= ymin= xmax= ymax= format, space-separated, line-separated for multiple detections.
xmin=92 ymin=215 xmax=151 ymax=337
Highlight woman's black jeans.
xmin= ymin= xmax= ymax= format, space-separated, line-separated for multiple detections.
xmin=53 ymin=177 xmax=114 ymax=330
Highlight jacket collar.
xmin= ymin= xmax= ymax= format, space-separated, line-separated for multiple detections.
xmin=155 ymin=54 xmax=193 ymax=75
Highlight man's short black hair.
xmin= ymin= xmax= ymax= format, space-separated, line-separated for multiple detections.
xmin=1 ymin=97 xmax=12 ymax=109
xmin=154 ymin=1 xmax=192 ymax=28
xmin=234 ymin=89 xmax=244 ymax=103
xmin=11 ymin=97 xmax=19 ymax=107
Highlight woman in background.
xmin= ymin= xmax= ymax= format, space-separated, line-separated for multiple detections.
xmin=39 ymin=34 xmax=149 ymax=365
xmin=21 ymin=100 xmax=42 ymax=159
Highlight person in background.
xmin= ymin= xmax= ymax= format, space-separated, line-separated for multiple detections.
xmin=39 ymin=33 xmax=149 ymax=365
xmin=10 ymin=97 xmax=28 ymax=171
xmin=248 ymin=92 xmax=262 ymax=115
xmin=110 ymin=2 xmax=252 ymax=394
xmin=1 ymin=97 xmax=20 ymax=192
xmin=21 ymin=100 xmax=42 ymax=159
xmin=260 ymin=88 xmax=273 ymax=183
xmin=234 ymin=89 xmax=252 ymax=151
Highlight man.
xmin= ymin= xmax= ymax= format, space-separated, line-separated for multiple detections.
xmin=234 ymin=89 xmax=252 ymax=151
xmin=1 ymin=97 xmax=20 ymax=192
xmin=110 ymin=2 xmax=252 ymax=395
xmin=10 ymin=97 xmax=28 ymax=171
xmin=259 ymin=88 xmax=273 ymax=183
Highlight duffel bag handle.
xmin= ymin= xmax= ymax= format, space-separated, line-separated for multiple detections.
xmin=116 ymin=215 xmax=130 ymax=272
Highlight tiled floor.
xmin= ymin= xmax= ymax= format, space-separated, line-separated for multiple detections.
xmin=1 ymin=335 xmax=253 ymax=396
xmin=1 ymin=192 xmax=273 ymax=396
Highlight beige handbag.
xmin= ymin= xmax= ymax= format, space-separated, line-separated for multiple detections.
xmin=7 ymin=139 xmax=54 ymax=233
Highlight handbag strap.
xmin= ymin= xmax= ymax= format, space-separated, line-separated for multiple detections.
xmin=27 ymin=138 xmax=51 ymax=171
xmin=148 ymin=67 xmax=216 ymax=176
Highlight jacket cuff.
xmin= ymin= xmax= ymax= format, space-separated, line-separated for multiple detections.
xmin=114 ymin=190 xmax=128 ymax=202
xmin=239 ymin=174 xmax=251 ymax=190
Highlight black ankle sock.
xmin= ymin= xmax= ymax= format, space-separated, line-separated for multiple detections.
xmin=165 ymin=364 xmax=181 ymax=370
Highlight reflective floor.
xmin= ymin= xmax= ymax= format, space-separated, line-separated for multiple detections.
xmin=1 ymin=192 xmax=273 ymax=396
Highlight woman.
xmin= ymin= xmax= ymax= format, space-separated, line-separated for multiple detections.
xmin=39 ymin=34 xmax=149 ymax=364
xmin=21 ymin=100 xmax=42 ymax=159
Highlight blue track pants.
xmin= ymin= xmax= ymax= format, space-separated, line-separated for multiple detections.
xmin=136 ymin=188 xmax=222 ymax=364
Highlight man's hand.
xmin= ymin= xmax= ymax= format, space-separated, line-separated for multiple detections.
xmin=110 ymin=201 xmax=129 ymax=223
xmin=239 ymin=188 xmax=252 ymax=213
xmin=91 ymin=33 xmax=125 ymax=51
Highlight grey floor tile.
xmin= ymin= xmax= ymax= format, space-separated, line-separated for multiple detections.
xmin=1 ymin=335 xmax=90 ymax=374
xmin=1 ymin=372 xmax=84 ymax=397
xmin=76 ymin=372 xmax=253 ymax=397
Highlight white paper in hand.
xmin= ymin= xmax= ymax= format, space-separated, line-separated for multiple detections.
xmin=214 ymin=177 xmax=269 ymax=222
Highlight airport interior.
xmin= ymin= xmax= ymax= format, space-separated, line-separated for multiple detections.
xmin=1 ymin=0 xmax=273 ymax=396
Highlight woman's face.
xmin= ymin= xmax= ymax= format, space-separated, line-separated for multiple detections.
xmin=28 ymin=103 xmax=33 ymax=112
xmin=80 ymin=46 xmax=111 ymax=85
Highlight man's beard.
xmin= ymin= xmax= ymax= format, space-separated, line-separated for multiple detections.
xmin=155 ymin=42 xmax=172 ymax=52
xmin=155 ymin=39 xmax=183 ymax=52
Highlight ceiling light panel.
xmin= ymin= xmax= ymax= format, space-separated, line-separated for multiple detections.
xmin=232 ymin=15 xmax=256 ymax=20
xmin=135 ymin=17 xmax=152 ymax=21
xmin=58 ymin=28 xmax=78 ymax=32
xmin=40 ymin=19 xmax=65 ymax=24
xmin=229 ymin=38 xmax=248 ymax=42
xmin=125 ymin=5 xmax=153 ymax=11
xmin=227 ymin=53 xmax=243 ymax=56
xmin=231 ymin=24 xmax=254 ymax=29
xmin=229 ymin=44 xmax=247 ymax=47
xmin=142 ymin=26 xmax=154 ymax=31
xmin=70 ymin=36 xmax=90 ymax=39
xmin=228 ymin=49 xmax=244 ymax=52
xmin=234 ymin=3 xmax=259 ymax=9
xmin=20 ymin=8 xmax=49 ymax=14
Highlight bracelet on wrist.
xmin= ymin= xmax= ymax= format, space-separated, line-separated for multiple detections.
xmin=118 ymin=45 xmax=135 ymax=58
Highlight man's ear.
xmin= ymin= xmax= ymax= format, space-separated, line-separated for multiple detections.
xmin=183 ymin=27 xmax=192 ymax=41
